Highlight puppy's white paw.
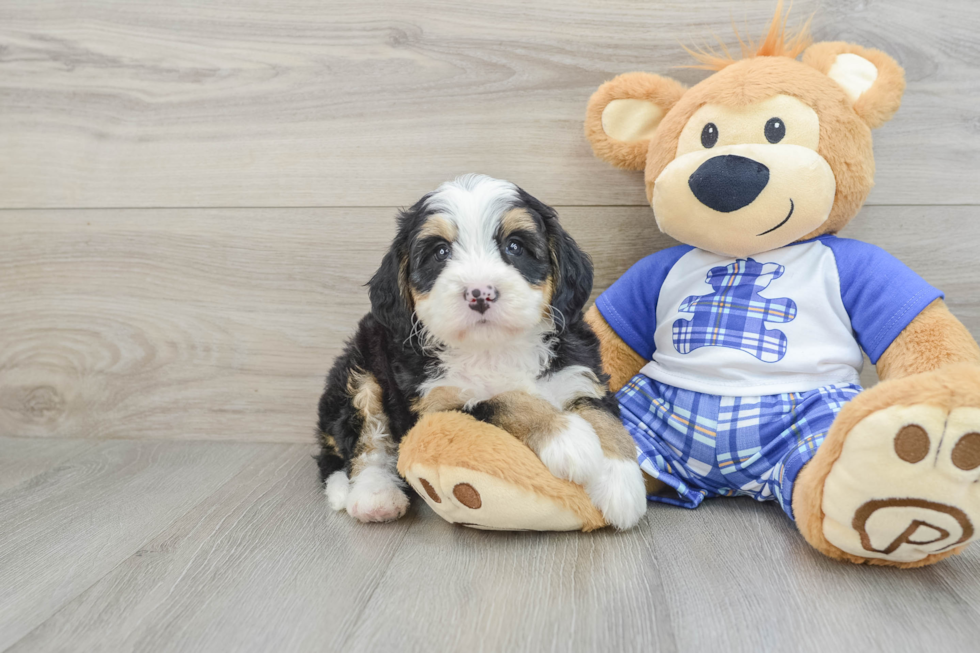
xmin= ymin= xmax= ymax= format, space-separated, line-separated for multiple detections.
xmin=345 ymin=467 xmax=410 ymax=523
xmin=538 ymin=414 xmax=603 ymax=486
xmin=587 ymin=458 xmax=647 ymax=530
xmin=325 ymin=470 xmax=350 ymax=511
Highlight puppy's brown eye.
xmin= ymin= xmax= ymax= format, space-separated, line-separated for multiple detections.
xmin=765 ymin=117 xmax=785 ymax=143
xmin=505 ymin=240 xmax=524 ymax=257
xmin=701 ymin=123 xmax=718 ymax=148
xmin=434 ymin=245 xmax=451 ymax=262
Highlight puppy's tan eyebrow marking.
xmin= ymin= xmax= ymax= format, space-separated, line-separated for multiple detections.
xmin=418 ymin=214 xmax=458 ymax=242
xmin=500 ymin=208 xmax=538 ymax=237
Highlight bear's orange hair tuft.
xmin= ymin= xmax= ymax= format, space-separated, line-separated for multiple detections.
xmin=682 ymin=0 xmax=814 ymax=71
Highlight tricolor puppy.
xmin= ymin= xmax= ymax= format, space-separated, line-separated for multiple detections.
xmin=316 ymin=174 xmax=647 ymax=529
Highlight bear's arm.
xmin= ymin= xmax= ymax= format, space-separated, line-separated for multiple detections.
xmin=585 ymin=305 xmax=647 ymax=392
xmin=876 ymin=299 xmax=980 ymax=381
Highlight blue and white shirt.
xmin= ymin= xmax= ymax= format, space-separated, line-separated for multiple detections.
xmin=596 ymin=235 xmax=942 ymax=397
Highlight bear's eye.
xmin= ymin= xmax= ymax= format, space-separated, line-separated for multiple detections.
xmin=765 ymin=117 xmax=785 ymax=144
xmin=701 ymin=123 xmax=718 ymax=148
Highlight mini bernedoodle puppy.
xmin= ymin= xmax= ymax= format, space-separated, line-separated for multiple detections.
xmin=316 ymin=174 xmax=647 ymax=529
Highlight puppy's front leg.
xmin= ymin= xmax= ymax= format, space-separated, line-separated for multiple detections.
xmin=469 ymin=391 xmax=646 ymax=529
xmin=325 ymin=370 xmax=409 ymax=523
xmin=566 ymin=399 xmax=647 ymax=530
xmin=468 ymin=391 xmax=604 ymax=489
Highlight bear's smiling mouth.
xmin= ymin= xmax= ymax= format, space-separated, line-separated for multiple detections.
xmin=756 ymin=199 xmax=795 ymax=236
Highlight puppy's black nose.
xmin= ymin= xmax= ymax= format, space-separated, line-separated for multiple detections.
xmin=688 ymin=155 xmax=770 ymax=213
xmin=466 ymin=285 xmax=497 ymax=314
xmin=469 ymin=298 xmax=489 ymax=314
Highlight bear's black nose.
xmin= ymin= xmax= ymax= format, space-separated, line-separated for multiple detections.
xmin=688 ymin=155 xmax=770 ymax=213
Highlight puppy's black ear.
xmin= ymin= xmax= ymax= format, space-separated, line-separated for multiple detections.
xmin=369 ymin=204 xmax=423 ymax=336
xmin=548 ymin=221 xmax=594 ymax=319
xmin=368 ymin=247 xmax=412 ymax=334
xmin=518 ymin=189 xmax=594 ymax=319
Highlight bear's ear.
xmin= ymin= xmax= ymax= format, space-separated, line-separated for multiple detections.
xmin=585 ymin=72 xmax=687 ymax=170
xmin=803 ymin=42 xmax=906 ymax=129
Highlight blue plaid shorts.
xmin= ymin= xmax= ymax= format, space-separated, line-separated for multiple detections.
xmin=617 ymin=374 xmax=862 ymax=519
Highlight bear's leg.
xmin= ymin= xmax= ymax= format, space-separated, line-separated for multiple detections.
xmin=793 ymin=364 xmax=980 ymax=567
xmin=398 ymin=411 xmax=607 ymax=531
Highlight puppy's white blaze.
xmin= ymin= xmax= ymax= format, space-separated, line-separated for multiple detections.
xmin=587 ymin=458 xmax=648 ymax=530
xmin=325 ymin=470 xmax=350 ymax=511
xmin=345 ymin=466 xmax=409 ymax=523
xmin=538 ymin=414 xmax=604 ymax=486
xmin=536 ymin=365 xmax=604 ymax=410
xmin=427 ymin=174 xmax=520 ymax=256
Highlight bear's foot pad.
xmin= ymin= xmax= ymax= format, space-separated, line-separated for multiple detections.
xmin=822 ymin=404 xmax=980 ymax=563
xmin=404 ymin=464 xmax=588 ymax=531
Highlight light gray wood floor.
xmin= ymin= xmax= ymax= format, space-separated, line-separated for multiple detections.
xmin=2 ymin=0 xmax=980 ymax=651
xmin=2 ymin=436 xmax=979 ymax=653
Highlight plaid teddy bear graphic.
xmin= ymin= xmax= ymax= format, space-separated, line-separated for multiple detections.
xmin=672 ymin=258 xmax=797 ymax=363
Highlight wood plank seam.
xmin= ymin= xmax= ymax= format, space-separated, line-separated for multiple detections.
xmin=336 ymin=509 xmax=423 ymax=650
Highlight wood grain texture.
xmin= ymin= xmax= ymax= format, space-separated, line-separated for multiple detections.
xmin=2 ymin=439 xmax=978 ymax=652
xmin=8 ymin=443 xmax=415 ymax=653
xmin=1 ymin=205 xmax=977 ymax=443
xmin=0 ymin=205 xmax=665 ymax=442
xmin=0 ymin=437 xmax=284 ymax=650
xmin=348 ymin=500 xmax=980 ymax=653
xmin=0 ymin=437 xmax=99 ymax=493
xmin=1 ymin=0 xmax=978 ymax=208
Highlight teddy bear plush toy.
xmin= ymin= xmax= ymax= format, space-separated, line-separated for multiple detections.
xmin=397 ymin=4 xmax=980 ymax=567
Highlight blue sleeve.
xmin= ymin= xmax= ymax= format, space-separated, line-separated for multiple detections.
xmin=822 ymin=238 xmax=943 ymax=364
xmin=594 ymin=245 xmax=693 ymax=360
